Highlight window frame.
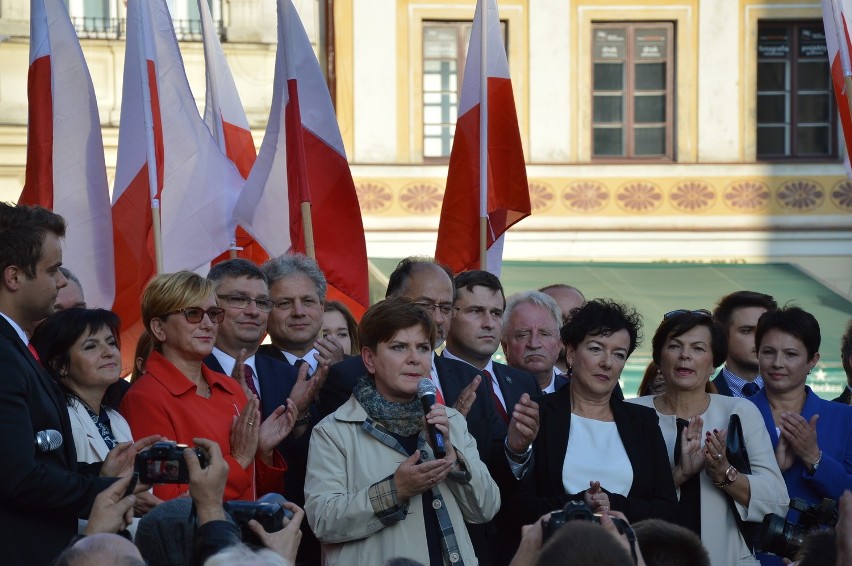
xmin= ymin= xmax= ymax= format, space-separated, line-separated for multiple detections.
xmin=755 ymin=20 xmax=838 ymax=162
xmin=590 ymin=21 xmax=676 ymax=163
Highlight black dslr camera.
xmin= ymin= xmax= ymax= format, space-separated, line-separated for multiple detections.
xmin=542 ymin=501 xmax=630 ymax=542
xmin=755 ymin=497 xmax=838 ymax=560
xmin=134 ymin=441 xmax=207 ymax=484
xmin=225 ymin=493 xmax=295 ymax=547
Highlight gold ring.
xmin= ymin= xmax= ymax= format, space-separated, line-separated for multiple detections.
xmin=714 ymin=453 xmax=722 ymax=460
xmin=248 ymin=421 xmax=255 ymax=426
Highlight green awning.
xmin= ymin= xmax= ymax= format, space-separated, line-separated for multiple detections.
xmin=368 ymin=260 xmax=851 ymax=398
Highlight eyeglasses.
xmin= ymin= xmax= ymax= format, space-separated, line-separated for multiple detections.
xmin=663 ymin=309 xmax=712 ymax=320
xmin=413 ymin=301 xmax=456 ymax=317
xmin=162 ymin=307 xmax=226 ymax=324
xmin=217 ymin=294 xmax=273 ymax=313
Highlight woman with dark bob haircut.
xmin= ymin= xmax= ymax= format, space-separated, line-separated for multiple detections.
xmin=305 ymin=297 xmax=499 ymax=566
xmin=512 ymin=299 xmax=678 ymax=529
xmin=630 ymin=310 xmax=787 ymax=566
xmin=748 ymin=307 xmax=852 ymax=565
xmin=31 ymin=308 xmax=162 ymax=529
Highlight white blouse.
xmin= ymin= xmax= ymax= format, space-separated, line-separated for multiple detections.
xmin=562 ymin=414 xmax=633 ymax=495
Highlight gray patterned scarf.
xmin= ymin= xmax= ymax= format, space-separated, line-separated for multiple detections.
xmin=353 ymin=375 xmax=423 ymax=436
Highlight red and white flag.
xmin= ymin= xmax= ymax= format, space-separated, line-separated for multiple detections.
xmin=824 ymin=0 xmax=852 ymax=168
xmin=234 ymin=0 xmax=368 ymax=315
xmin=198 ymin=0 xmax=269 ymax=265
xmin=112 ymin=0 xmax=244 ymax=366
xmin=20 ymin=0 xmax=114 ymax=308
xmin=435 ymin=0 xmax=530 ymax=276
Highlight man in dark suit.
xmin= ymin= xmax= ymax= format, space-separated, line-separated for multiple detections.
xmin=443 ymin=270 xmax=542 ymax=566
xmin=205 ymin=259 xmax=321 ymax=566
xmin=204 ymin=260 xmax=317 ymax=500
xmin=711 ymin=291 xmax=777 ymax=397
xmin=0 ymin=204 xmax=119 ymax=564
xmin=834 ymin=319 xmax=852 ymax=404
xmin=257 ymin=253 xmax=343 ymax=378
xmin=501 ymin=290 xmax=568 ymax=394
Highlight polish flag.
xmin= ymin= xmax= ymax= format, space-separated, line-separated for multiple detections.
xmin=435 ymin=0 xmax=530 ymax=276
xmin=234 ymin=0 xmax=368 ymax=316
xmin=198 ymin=0 xmax=269 ymax=265
xmin=20 ymin=0 xmax=115 ymax=308
xmin=112 ymin=0 xmax=244 ymax=369
xmin=823 ymin=0 xmax=852 ymax=165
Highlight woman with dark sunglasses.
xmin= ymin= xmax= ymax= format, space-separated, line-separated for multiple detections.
xmin=121 ymin=271 xmax=294 ymax=501
xmin=629 ymin=310 xmax=787 ymax=565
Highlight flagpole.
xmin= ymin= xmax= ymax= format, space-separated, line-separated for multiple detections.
xmin=301 ymin=202 xmax=316 ymax=259
xmin=831 ymin=0 xmax=852 ymax=128
xmin=479 ymin=0 xmax=488 ymax=270
xmin=134 ymin=0 xmax=164 ymax=273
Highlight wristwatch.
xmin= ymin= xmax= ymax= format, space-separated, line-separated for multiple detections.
xmin=714 ymin=465 xmax=738 ymax=488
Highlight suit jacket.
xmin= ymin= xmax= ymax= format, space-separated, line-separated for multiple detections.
xmin=553 ymin=372 xmax=570 ymax=393
xmin=511 ymin=384 xmax=679 ymax=528
xmin=834 ymin=385 xmax=852 ymax=405
xmin=712 ymin=369 xmax=735 ymax=397
xmin=0 ymin=316 xmax=113 ymax=565
xmin=488 ymin=362 xmax=541 ymax=438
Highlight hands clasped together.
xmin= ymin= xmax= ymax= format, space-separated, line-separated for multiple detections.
xmin=394 ymin=403 xmax=458 ymax=502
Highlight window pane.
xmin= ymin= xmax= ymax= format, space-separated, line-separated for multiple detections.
xmin=758 ymin=27 xmax=790 ymax=58
xmin=593 ymin=28 xmax=626 ymax=59
xmin=635 ymin=95 xmax=665 ymax=123
xmin=796 ymin=125 xmax=831 ymax=155
xmin=635 ymin=63 xmax=665 ymax=90
xmin=594 ymin=128 xmax=624 ymax=156
xmin=757 ymin=62 xmax=787 ymax=91
xmin=797 ymin=93 xmax=830 ymax=122
xmin=634 ymin=127 xmax=665 ymax=155
xmin=424 ymin=27 xmax=458 ymax=58
xmin=594 ymin=95 xmax=624 ymax=123
xmin=594 ymin=63 xmax=624 ymax=91
xmin=424 ymin=138 xmax=444 ymax=157
xmin=424 ymin=106 xmax=445 ymax=124
xmin=635 ymin=28 xmax=668 ymax=60
xmin=757 ymin=126 xmax=788 ymax=155
xmin=757 ymin=94 xmax=788 ymax=123
xmin=797 ymin=61 xmax=830 ymax=91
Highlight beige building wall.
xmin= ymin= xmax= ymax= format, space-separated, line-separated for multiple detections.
xmin=0 ymin=0 xmax=850 ymax=297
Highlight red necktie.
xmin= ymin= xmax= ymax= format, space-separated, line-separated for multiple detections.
xmin=434 ymin=382 xmax=445 ymax=406
xmin=484 ymin=369 xmax=509 ymax=424
xmin=27 ymin=343 xmax=41 ymax=364
xmin=243 ymin=364 xmax=260 ymax=399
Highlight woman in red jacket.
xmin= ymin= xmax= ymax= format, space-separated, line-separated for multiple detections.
xmin=121 ymin=270 xmax=294 ymax=501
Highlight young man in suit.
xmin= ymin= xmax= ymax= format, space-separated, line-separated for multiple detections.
xmin=711 ymin=290 xmax=777 ymax=397
xmin=502 ymin=290 xmax=568 ymax=394
xmin=835 ymin=319 xmax=852 ymax=404
xmin=0 ymin=204 xmax=135 ymax=564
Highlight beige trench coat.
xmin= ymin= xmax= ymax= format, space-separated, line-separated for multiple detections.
xmin=305 ymin=396 xmax=500 ymax=566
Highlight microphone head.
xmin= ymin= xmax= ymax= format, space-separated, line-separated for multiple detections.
xmin=35 ymin=429 xmax=63 ymax=452
xmin=417 ymin=378 xmax=436 ymax=399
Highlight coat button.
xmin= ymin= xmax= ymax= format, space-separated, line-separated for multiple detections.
xmin=449 ymin=552 xmax=460 ymax=563
xmin=432 ymin=499 xmax=442 ymax=510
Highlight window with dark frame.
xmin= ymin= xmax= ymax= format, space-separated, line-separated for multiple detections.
xmin=756 ymin=22 xmax=836 ymax=159
xmin=422 ymin=21 xmax=507 ymax=161
xmin=591 ymin=22 xmax=675 ymax=161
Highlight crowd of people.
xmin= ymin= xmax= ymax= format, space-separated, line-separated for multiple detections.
xmin=1 ymin=201 xmax=852 ymax=566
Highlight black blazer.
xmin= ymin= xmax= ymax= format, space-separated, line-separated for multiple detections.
xmin=712 ymin=369 xmax=735 ymax=397
xmin=488 ymin=362 xmax=541 ymax=436
xmin=511 ymin=384 xmax=679 ymax=527
xmin=834 ymin=386 xmax=852 ymax=405
xmin=0 ymin=316 xmax=114 ymax=565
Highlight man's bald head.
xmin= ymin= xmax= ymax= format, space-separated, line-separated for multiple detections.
xmin=53 ymin=534 xmax=144 ymax=566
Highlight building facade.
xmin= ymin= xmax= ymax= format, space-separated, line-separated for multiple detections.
xmin=0 ymin=0 xmax=850 ymax=300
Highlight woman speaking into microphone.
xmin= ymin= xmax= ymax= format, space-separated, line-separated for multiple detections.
xmin=304 ymin=297 xmax=499 ymax=566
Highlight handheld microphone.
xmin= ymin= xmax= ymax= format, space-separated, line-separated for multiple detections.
xmin=417 ymin=379 xmax=446 ymax=458
xmin=34 ymin=429 xmax=63 ymax=452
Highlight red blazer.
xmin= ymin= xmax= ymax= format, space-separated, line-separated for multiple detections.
xmin=120 ymin=350 xmax=285 ymax=501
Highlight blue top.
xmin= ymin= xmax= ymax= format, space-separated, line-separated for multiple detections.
xmin=750 ymin=386 xmax=852 ymax=565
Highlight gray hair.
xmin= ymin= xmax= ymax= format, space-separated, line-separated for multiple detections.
xmin=503 ymin=290 xmax=562 ymax=335
xmin=204 ymin=543 xmax=290 ymax=566
xmin=261 ymin=253 xmax=327 ymax=302
xmin=59 ymin=266 xmax=82 ymax=288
